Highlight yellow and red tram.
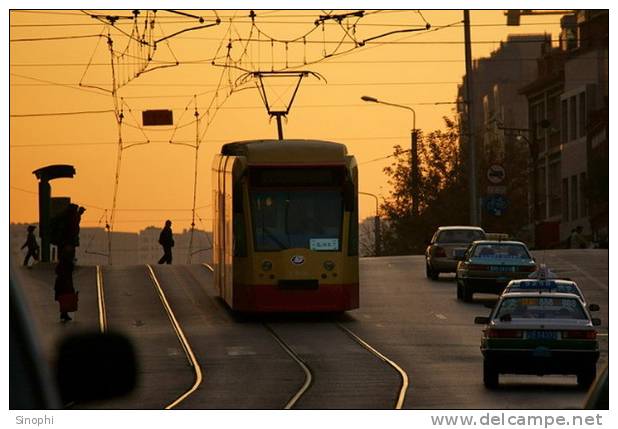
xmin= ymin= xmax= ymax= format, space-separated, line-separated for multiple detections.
xmin=212 ymin=139 xmax=359 ymax=312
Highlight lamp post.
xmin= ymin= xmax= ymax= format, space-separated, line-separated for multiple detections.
xmin=361 ymin=95 xmax=420 ymax=216
xmin=359 ymin=191 xmax=381 ymax=256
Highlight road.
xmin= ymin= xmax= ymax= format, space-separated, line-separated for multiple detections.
xmin=14 ymin=249 xmax=608 ymax=409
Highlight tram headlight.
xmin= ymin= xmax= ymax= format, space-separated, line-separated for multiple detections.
xmin=261 ymin=260 xmax=273 ymax=271
xmin=323 ymin=260 xmax=336 ymax=271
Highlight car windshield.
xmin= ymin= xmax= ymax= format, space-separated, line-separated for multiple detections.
xmin=250 ymin=190 xmax=343 ymax=251
xmin=437 ymin=229 xmax=485 ymax=244
xmin=495 ymin=296 xmax=588 ymax=320
xmin=472 ymin=243 xmax=530 ymax=259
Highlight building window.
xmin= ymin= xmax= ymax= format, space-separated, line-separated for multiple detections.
xmin=578 ymin=91 xmax=587 ymax=138
xmin=561 ymin=99 xmax=568 ymax=143
xmin=562 ymin=178 xmax=569 ymax=222
xmin=569 ymin=96 xmax=577 ymax=141
xmin=579 ymin=172 xmax=588 ymax=217
xmin=571 ymin=175 xmax=578 ymax=220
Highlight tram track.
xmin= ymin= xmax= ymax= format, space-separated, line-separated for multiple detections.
xmin=95 ymin=264 xmax=203 ymax=409
xmin=201 ymin=262 xmax=408 ymax=409
xmin=145 ymin=264 xmax=203 ymax=409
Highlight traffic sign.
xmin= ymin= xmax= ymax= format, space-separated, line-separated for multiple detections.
xmin=484 ymin=194 xmax=508 ymax=216
xmin=487 ymin=164 xmax=506 ymax=184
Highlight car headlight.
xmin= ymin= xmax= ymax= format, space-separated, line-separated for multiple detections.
xmin=261 ymin=260 xmax=273 ymax=271
xmin=323 ymin=260 xmax=335 ymax=271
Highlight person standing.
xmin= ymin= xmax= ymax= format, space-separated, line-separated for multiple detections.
xmin=21 ymin=225 xmax=40 ymax=267
xmin=54 ymin=204 xmax=83 ymax=322
xmin=158 ymin=220 xmax=174 ymax=264
xmin=570 ymin=225 xmax=587 ymax=249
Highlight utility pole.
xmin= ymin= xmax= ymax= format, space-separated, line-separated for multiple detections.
xmin=463 ymin=10 xmax=478 ymax=225
xmin=360 ymin=95 xmax=418 ymax=217
xmin=411 ymin=130 xmax=419 ymax=216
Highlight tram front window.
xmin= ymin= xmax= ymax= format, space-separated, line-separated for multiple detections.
xmin=251 ymin=190 xmax=343 ymax=251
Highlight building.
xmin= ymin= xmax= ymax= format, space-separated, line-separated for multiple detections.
xmin=457 ymin=34 xmax=548 ymax=240
xmin=520 ymin=10 xmax=608 ymax=247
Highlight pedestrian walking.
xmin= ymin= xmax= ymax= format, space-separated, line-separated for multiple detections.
xmin=21 ymin=225 xmax=40 ymax=267
xmin=158 ymin=220 xmax=174 ymax=264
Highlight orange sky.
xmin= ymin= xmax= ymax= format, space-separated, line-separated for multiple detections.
xmin=10 ymin=9 xmax=563 ymax=232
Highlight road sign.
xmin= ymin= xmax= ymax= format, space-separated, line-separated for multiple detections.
xmin=486 ymin=185 xmax=507 ymax=195
xmin=484 ymin=194 xmax=508 ymax=216
xmin=487 ymin=164 xmax=506 ymax=184
xmin=142 ymin=109 xmax=173 ymax=126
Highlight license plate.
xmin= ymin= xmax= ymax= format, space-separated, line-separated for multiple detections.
xmin=526 ymin=330 xmax=558 ymax=340
xmin=490 ymin=266 xmax=514 ymax=272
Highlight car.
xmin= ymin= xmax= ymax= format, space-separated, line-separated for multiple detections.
xmin=474 ymin=291 xmax=601 ymax=389
xmin=503 ymin=277 xmax=597 ymax=309
xmin=455 ymin=240 xmax=536 ymax=301
xmin=425 ymin=226 xmax=486 ymax=280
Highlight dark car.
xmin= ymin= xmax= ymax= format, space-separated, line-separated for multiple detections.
xmin=425 ymin=226 xmax=486 ymax=280
xmin=455 ymin=240 xmax=536 ymax=301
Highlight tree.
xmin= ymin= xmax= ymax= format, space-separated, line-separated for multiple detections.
xmin=380 ymin=116 xmax=468 ymax=254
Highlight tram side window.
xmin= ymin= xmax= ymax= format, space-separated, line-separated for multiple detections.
xmin=233 ymin=182 xmax=247 ymax=257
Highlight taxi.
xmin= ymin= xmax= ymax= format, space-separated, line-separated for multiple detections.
xmin=474 ymin=291 xmax=600 ymax=389
xmin=455 ymin=240 xmax=536 ymax=302
xmin=504 ymin=278 xmax=590 ymax=306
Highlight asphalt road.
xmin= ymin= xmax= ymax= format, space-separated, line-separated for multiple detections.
xmin=14 ymin=249 xmax=608 ymax=410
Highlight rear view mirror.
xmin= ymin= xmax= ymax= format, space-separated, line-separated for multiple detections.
xmin=592 ymin=318 xmax=602 ymax=327
xmin=588 ymin=304 xmax=600 ymax=312
xmin=56 ymin=332 xmax=137 ymax=404
xmin=474 ymin=316 xmax=490 ymax=325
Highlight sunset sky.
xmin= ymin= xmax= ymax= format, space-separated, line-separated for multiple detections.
xmin=9 ymin=8 xmax=564 ymax=233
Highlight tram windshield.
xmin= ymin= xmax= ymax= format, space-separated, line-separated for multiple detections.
xmin=250 ymin=190 xmax=343 ymax=251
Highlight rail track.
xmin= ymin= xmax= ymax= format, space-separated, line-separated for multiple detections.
xmin=95 ymin=264 xmax=203 ymax=409
xmin=201 ymin=263 xmax=409 ymax=409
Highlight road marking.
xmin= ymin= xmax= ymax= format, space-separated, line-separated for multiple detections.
xmin=95 ymin=265 xmax=107 ymax=333
xmin=146 ymin=264 xmax=203 ymax=410
xmin=553 ymin=255 xmax=608 ymax=291
xmin=226 ymin=346 xmax=257 ymax=356
xmin=434 ymin=313 xmax=447 ymax=320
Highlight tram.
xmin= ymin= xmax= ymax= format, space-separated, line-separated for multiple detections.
xmin=211 ymin=139 xmax=359 ymax=312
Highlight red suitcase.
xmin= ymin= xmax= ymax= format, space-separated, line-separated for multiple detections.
xmin=58 ymin=292 xmax=79 ymax=313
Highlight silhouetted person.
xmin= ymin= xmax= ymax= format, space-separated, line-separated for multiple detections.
xmin=570 ymin=226 xmax=587 ymax=249
xmin=158 ymin=220 xmax=174 ymax=264
xmin=21 ymin=225 xmax=40 ymax=267
xmin=55 ymin=254 xmax=75 ymax=322
xmin=54 ymin=204 xmax=84 ymax=322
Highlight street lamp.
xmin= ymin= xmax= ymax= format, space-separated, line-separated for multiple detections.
xmin=361 ymin=95 xmax=420 ymax=216
xmin=359 ymin=191 xmax=381 ymax=256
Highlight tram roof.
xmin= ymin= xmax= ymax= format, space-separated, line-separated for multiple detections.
xmin=221 ymin=139 xmax=349 ymax=165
